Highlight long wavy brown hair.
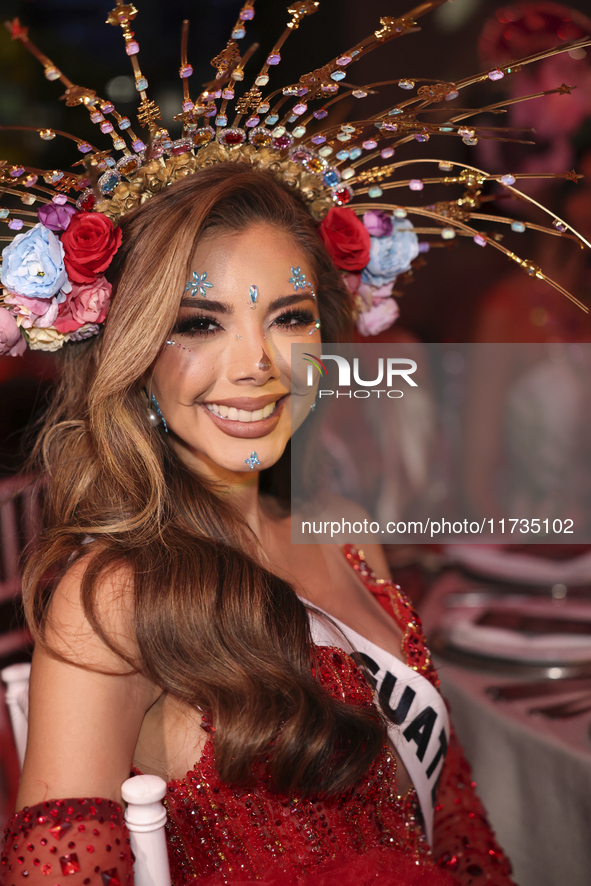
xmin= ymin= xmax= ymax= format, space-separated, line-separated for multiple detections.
xmin=24 ymin=164 xmax=384 ymax=795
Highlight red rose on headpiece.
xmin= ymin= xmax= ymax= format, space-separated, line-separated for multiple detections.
xmin=319 ymin=207 xmax=371 ymax=272
xmin=61 ymin=211 xmax=122 ymax=284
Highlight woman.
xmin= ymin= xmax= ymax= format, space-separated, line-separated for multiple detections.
xmin=1 ymin=165 xmax=513 ymax=885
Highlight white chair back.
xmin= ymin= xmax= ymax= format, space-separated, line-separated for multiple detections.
xmin=1 ymin=662 xmax=171 ymax=886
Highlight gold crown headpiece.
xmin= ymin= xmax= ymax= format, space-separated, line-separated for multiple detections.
xmin=1 ymin=0 xmax=591 ymax=352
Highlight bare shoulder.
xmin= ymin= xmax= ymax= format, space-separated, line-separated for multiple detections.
xmin=45 ymin=546 xmax=138 ymax=671
xmin=18 ymin=548 xmax=160 ymax=808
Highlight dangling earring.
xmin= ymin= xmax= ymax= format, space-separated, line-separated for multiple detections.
xmin=145 ymin=388 xmax=168 ymax=434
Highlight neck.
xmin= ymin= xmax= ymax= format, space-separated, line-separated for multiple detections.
xmin=171 ymin=437 xmax=268 ymax=537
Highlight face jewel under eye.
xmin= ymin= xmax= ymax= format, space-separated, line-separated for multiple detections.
xmin=185 ymin=271 xmax=213 ymax=297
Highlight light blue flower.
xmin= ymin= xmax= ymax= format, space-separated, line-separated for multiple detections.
xmin=360 ymin=219 xmax=419 ymax=289
xmin=1 ymin=223 xmax=68 ymax=299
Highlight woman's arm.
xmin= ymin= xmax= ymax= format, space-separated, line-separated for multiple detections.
xmin=2 ymin=555 xmax=159 ymax=885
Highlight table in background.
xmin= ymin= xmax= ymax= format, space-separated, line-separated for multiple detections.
xmin=421 ymin=569 xmax=591 ymax=886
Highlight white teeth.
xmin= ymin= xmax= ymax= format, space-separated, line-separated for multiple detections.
xmin=206 ymin=401 xmax=278 ymax=422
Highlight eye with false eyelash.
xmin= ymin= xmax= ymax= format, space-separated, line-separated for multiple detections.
xmin=172 ymin=309 xmax=316 ymax=338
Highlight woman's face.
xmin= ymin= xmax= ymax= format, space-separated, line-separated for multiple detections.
xmin=149 ymin=223 xmax=321 ymax=480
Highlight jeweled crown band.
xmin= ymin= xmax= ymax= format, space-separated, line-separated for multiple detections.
xmin=1 ymin=0 xmax=591 ymax=352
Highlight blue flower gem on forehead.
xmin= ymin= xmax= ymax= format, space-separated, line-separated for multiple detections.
xmin=245 ymin=451 xmax=261 ymax=470
xmin=289 ymin=266 xmax=315 ymax=299
xmin=289 ymin=267 xmax=307 ymax=290
xmin=185 ymin=271 xmax=213 ymax=297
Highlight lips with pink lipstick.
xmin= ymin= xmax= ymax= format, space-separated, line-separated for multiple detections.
xmin=202 ymin=394 xmax=288 ymax=438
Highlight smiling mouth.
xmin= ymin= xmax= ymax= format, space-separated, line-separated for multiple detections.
xmin=206 ymin=401 xmax=278 ymax=423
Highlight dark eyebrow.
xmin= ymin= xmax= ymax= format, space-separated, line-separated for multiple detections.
xmin=268 ymin=293 xmax=316 ymax=311
xmin=179 ymin=297 xmax=233 ymax=312
xmin=178 ymin=293 xmax=316 ymax=312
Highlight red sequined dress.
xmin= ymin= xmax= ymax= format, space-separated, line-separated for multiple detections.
xmin=1 ymin=546 xmax=514 ymax=886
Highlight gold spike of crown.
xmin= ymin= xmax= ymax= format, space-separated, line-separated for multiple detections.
xmin=1 ymin=0 xmax=590 ymax=353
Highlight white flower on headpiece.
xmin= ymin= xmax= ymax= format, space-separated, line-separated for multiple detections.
xmin=1 ymin=223 xmax=68 ymax=300
xmin=26 ymin=325 xmax=70 ymax=351
xmin=361 ymin=219 xmax=419 ymax=289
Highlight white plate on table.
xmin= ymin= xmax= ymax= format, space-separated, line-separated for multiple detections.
xmin=445 ymin=544 xmax=591 ymax=587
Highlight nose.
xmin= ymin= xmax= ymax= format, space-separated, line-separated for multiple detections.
xmin=229 ymin=330 xmax=279 ymax=386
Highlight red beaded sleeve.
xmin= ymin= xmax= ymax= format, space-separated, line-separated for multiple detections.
xmin=342 ymin=545 xmax=516 ymax=886
xmin=1 ymin=797 xmax=134 ymax=886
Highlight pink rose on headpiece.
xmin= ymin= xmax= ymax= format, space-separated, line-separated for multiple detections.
xmin=363 ymin=210 xmax=393 ymax=239
xmin=319 ymin=207 xmax=370 ymax=272
xmin=61 ymin=211 xmax=122 ymax=284
xmin=0 ymin=307 xmax=27 ymax=356
xmin=356 ymin=298 xmax=400 ymax=337
xmin=38 ymin=203 xmax=76 ymax=232
xmin=4 ymin=292 xmax=59 ymax=329
xmin=53 ymin=276 xmax=112 ymax=333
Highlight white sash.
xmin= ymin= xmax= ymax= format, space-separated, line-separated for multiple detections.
xmin=305 ymin=604 xmax=450 ymax=846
